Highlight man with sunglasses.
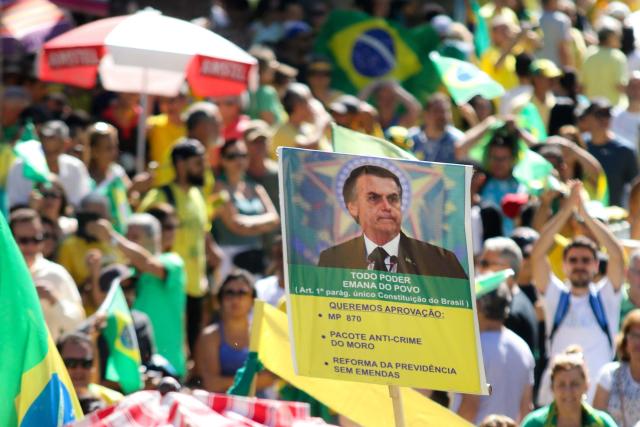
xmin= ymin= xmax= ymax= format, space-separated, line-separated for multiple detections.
xmin=9 ymin=208 xmax=85 ymax=341
xmin=318 ymin=165 xmax=467 ymax=279
xmin=530 ymin=181 xmax=625 ymax=405
xmin=58 ymin=332 xmax=122 ymax=413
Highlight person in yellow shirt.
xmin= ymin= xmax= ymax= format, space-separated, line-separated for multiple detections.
xmin=480 ymin=17 xmax=536 ymax=92
xmin=58 ymin=193 xmax=123 ymax=298
xmin=147 ymin=93 xmax=188 ymax=187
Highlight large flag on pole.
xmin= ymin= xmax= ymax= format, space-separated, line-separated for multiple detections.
xmin=314 ymin=10 xmax=423 ymax=94
xmin=0 ymin=212 xmax=82 ymax=426
xmin=98 ymin=281 xmax=143 ymax=394
xmin=429 ymin=52 xmax=505 ymax=105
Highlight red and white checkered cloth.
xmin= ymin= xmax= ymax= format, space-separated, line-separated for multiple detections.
xmin=192 ymin=391 xmax=312 ymax=427
xmin=69 ymin=390 xmax=332 ymax=427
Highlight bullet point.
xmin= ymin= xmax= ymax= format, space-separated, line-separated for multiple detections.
xmin=324 ymin=362 xmax=329 ymax=366
xmin=318 ymin=313 xmax=323 ymax=318
xmin=321 ymin=335 xmax=326 ymax=339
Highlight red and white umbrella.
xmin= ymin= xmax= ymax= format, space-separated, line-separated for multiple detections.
xmin=38 ymin=9 xmax=257 ymax=97
xmin=38 ymin=9 xmax=257 ymax=171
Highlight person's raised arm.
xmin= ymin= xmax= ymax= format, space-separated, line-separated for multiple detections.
xmin=530 ymin=181 xmax=582 ymax=294
xmin=577 ymin=189 xmax=625 ymax=291
xmin=548 ymin=136 xmax=604 ymax=189
xmin=91 ymin=219 xmax=165 ymax=279
xmin=390 ymin=82 xmax=421 ymax=127
xmin=455 ymin=116 xmax=497 ymax=159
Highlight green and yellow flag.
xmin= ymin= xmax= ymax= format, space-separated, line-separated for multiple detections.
xmin=331 ymin=123 xmax=416 ymax=160
xmin=315 ymin=10 xmax=427 ymax=94
xmin=430 ymin=52 xmax=505 ymax=105
xmin=99 ymin=282 xmax=142 ymax=394
xmin=0 ymin=212 xmax=82 ymax=426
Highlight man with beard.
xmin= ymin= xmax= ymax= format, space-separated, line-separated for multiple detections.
xmin=530 ymin=181 xmax=624 ymax=406
xmin=139 ymin=139 xmax=212 ymax=354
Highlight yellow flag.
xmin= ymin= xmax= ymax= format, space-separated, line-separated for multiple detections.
xmin=255 ymin=301 xmax=472 ymax=427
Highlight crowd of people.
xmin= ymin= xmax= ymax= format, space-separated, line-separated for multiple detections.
xmin=4 ymin=0 xmax=640 ymax=425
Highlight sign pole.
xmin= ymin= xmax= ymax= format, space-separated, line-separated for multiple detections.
xmin=388 ymin=385 xmax=405 ymax=427
xmin=247 ymin=300 xmax=265 ymax=397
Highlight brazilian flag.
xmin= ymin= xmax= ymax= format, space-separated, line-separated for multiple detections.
xmin=430 ymin=52 xmax=505 ymax=105
xmin=315 ymin=10 xmax=435 ymax=97
xmin=0 ymin=212 xmax=82 ymax=426
xmin=99 ymin=282 xmax=143 ymax=394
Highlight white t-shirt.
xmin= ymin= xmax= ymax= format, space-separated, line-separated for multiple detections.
xmin=7 ymin=153 xmax=91 ymax=209
xmin=452 ymin=328 xmax=534 ymax=424
xmin=31 ymin=254 xmax=86 ymax=341
xmin=611 ymin=109 xmax=640 ymax=152
xmin=537 ymin=274 xmax=622 ymax=406
xmin=597 ymin=361 xmax=640 ymax=426
xmin=255 ymin=275 xmax=285 ymax=307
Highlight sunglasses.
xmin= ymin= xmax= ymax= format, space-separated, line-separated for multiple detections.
xmin=162 ymin=222 xmax=180 ymax=231
xmin=41 ymin=191 xmax=62 ymax=199
xmin=309 ymin=70 xmax=331 ymax=77
xmin=16 ymin=235 xmax=44 ymax=245
xmin=222 ymin=289 xmax=252 ymax=298
xmin=223 ymin=152 xmax=248 ymax=160
xmin=64 ymin=358 xmax=93 ymax=369
xmin=567 ymin=256 xmax=593 ymax=264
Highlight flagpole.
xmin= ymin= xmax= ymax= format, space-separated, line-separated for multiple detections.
xmin=388 ymin=385 xmax=405 ymax=427
xmin=248 ymin=300 xmax=265 ymax=397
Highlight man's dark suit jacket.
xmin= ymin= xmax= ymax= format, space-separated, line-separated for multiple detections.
xmin=317 ymin=232 xmax=468 ymax=279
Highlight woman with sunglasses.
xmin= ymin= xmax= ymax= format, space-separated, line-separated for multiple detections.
xmin=32 ymin=179 xmax=76 ymax=236
xmin=593 ymin=309 xmax=640 ymax=427
xmin=521 ymin=347 xmax=617 ymax=427
xmin=195 ymin=270 xmax=275 ymax=393
xmin=213 ymin=139 xmax=280 ymax=279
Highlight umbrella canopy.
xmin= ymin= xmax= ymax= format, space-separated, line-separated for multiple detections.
xmin=2 ymin=0 xmax=73 ymax=56
xmin=38 ymin=9 xmax=257 ymax=97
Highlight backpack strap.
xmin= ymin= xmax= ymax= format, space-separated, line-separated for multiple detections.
xmin=549 ymin=290 xmax=571 ymax=344
xmin=588 ymin=289 xmax=613 ymax=348
xmin=160 ymin=184 xmax=176 ymax=208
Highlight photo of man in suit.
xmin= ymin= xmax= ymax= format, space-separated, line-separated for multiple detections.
xmin=317 ymin=164 xmax=468 ymax=279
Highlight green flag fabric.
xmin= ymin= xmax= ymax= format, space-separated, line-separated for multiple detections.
xmin=0 ymin=212 xmax=83 ymax=425
xmin=429 ymin=52 xmax=505 ymax=105
xmin=471 ymin=0 xmax=490 ymax=58
xmin=314 ymin=10 xmax=421 ymax=93
xmin=517 ymin=102 xmax=548 ymax=142
xmin=332 ymin=123 xmax=417 ymax=160
xmin=469 ymin=121 xmax=554 ymax=195
xmin=475 ymin=269 xmax=515 ymax=298
xmin=314 ymin=10 xmax=441 ymax=102
xmin=14 ymin=121 xmax=50 ymax=183
xmin=99 ymin=282 xmax=143 ymax=394
xmin=227 ymin=351 xmax=263 ymax=396
xmin=94 ymin=174 xmax=131 ymax=234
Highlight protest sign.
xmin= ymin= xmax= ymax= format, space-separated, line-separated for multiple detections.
xmin=279 ymin=147 xmax=488 ymax=394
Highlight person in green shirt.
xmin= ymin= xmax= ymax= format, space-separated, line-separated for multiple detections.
xmin=521 ymin=348 xmax=617 ymax=427
xmin=92 ymin=213 xmax=187 ymax=378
